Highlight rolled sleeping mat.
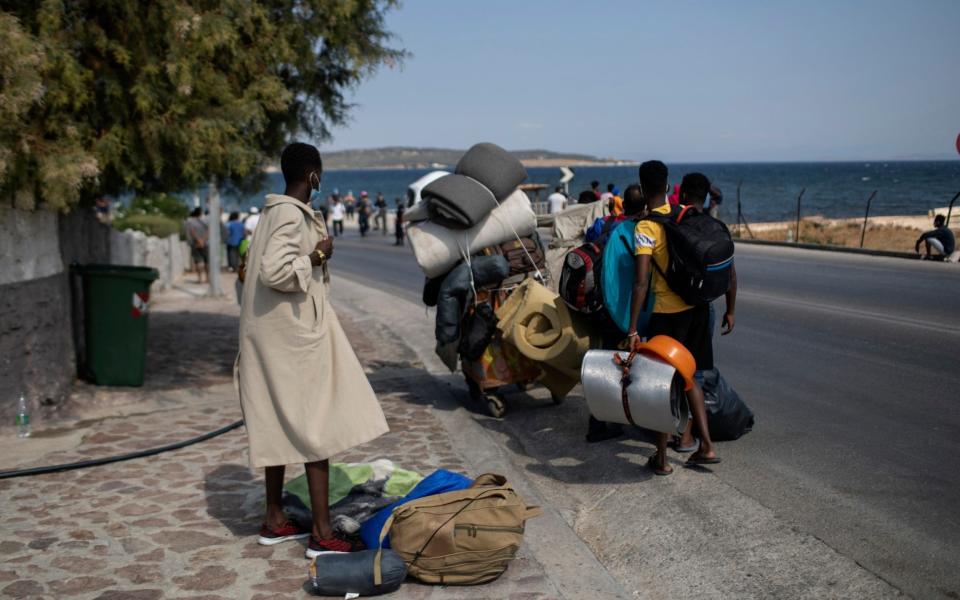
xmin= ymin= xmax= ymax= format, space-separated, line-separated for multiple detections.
xmin=423 ymin=174 xmax=498 ymax=228
xmin=407 ymin=188 xmax=536 ymax=279
xmin=581 ymin=337 xmax=695 ymax=435
xmin=310 ymin=548 xmax=407 ymax=596
xmin=455 ymin=142 xmax=528 ymax=201
xmin=406 ymin=170 xmax=450 ymax=222
xmin=495 ymin=279 xmax=592 ymax=398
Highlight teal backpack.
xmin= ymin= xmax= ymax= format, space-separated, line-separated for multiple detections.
xmin=602 ymin=219 xmax=654 ymax=335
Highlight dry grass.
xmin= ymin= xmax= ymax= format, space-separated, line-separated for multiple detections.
xmin=741 ymin=220 xmax=925 ymax=253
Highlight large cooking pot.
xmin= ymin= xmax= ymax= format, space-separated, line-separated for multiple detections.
xmin=581 ymin=336 xmax=695 ymax=435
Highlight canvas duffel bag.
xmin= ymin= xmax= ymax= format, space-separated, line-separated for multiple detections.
xmin=374 ymin=473 xmax=541 ymax=586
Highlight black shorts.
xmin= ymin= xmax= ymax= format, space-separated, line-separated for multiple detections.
xmin=646 ymin=304 xmax=713 ymax=371
xmin=191 ymin=246 xmax=209 ymax=264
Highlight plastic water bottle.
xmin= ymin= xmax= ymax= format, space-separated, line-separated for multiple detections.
xmin=16 ymin=396 xmax=30 ymax=438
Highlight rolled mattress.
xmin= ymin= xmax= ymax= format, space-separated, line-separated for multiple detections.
xmin=581 ymin=350 xmax=689 ymax=435
xmin=495 ymin=279 xmax=592 ymax=398
xmin=407 ymin=188 xmax=536 ymax=278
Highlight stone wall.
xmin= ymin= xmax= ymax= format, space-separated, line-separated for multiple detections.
xmin=0 ymin=206 xmax=189 ymax=423
xmin=110 ymin=229 xmax=189 ymax=290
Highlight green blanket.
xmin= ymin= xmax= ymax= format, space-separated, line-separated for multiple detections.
xmin=284 ymin=459 xmax=422 ymax=509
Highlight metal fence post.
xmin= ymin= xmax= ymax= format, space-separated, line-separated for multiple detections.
xmin=859 ymin=190 xmax=877 ymax=248
xmin=946 ymin=190 xmax=960 ymax=227
xmin=794 ymin=188 xmax=806 ymax=244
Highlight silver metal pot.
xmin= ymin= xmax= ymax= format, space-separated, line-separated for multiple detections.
xmin=581 ymin=350 xmax=689 ymax=435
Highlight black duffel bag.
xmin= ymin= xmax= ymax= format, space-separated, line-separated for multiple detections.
xmin=310 ymin=549 xmax=407 ymax=597
xmin=697 ymin=368 xmax=755 ymax=441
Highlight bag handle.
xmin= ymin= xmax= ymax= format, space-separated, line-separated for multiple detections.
xmin=523 ymin=505 xmax=543 ymax=520
xmin=373 ymin=507 xmax=400 ymax=587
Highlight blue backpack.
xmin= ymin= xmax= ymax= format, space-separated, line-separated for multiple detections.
xmin=602 ymin=219 xmax=654 ymax=334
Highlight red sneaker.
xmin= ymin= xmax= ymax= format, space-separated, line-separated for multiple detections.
xmin=305 ymin=534 xmax=355 ymax=559
xmin=257 ymin=521 xmax=310 ymax=546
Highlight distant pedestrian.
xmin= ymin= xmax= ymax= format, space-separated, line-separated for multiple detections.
xmin=591 ymin=180 xmax=601 ymax=200
xmin=95 ymin=196 xmax=112 ymax=223
xmin=548 ymin=186 xmax=567 ymax=214
xmin=237 ymin=141 xmax=388 ymax=559
xmin=608 ymin=187 xmax=623 ymax=216
xmin=916 ymin=215 xmax=956 ymax=261
xmin=600 ymin=183 xmax=615 ymax=205
xmin=394 ymin=198 xmax=406 ymax=246
xmin=357 ymin=191 xmax=371 ymax=236
xmin=344 ymin=191 xmax=356 ymax=221
xmin=374 ymin=192 xmax=388 ymax=234
xmin=184 ymin=208 xmax=209 ymax=283
xmin=668 ymin=183 xmax=681 ymax=206
xmin=245 ymin=206 xmax=261 ymax=239
xmin=330 ymin=197 xmax=345 ymax=237
xmin=226 ymin=211 xmax=245 ymax=272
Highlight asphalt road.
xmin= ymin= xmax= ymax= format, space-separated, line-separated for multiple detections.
xmin=330 ymin=228 xmax=960 ymax=598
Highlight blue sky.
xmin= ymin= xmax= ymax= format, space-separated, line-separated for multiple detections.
xmin=323 ymin=0 xmax=960 ymax=162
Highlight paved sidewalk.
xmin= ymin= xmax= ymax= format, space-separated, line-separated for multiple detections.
xmin=0 ymin=276 xmax=567 ymax=599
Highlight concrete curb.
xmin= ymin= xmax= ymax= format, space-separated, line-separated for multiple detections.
xmin=330 ymin=275 xmax=632 ymax=600
xmin=735 ymin=237 xmax=921 ymax=260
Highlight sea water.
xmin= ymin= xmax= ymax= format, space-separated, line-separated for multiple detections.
xmin=210 ymin=161 xmax=960 ymax=224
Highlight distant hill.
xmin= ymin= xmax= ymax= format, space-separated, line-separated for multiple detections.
xmin=319 ymin=146 xmax=629 ymax=170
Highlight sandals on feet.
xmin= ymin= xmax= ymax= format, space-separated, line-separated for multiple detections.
xmin=685 ymin=453 xmax=722 ymax=467
xmin=646 ymin=453 xmax=673 ymax=476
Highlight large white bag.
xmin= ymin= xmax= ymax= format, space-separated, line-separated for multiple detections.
xmin=407 ymin=188 xmax=536 ymax=278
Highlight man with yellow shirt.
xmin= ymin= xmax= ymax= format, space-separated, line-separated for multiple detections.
xmin=627 ymin=160 xmax=720 ymax=476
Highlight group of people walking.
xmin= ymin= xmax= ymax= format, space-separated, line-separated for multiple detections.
xmin=323 ymin=191 xmax=406 ymax=245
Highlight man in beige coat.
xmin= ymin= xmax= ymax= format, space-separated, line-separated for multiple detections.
xmin=237 ymin=142 xmax=389 ymax=558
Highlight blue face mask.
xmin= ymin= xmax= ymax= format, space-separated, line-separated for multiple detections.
xmin=310 ymin=171 xmax=322 ymax=194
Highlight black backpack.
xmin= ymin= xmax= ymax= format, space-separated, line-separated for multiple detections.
xmin=645 ymin=206 xmax=734 ymax=305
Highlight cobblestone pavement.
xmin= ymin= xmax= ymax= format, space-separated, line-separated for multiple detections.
xmin=0 ymin=279 xmax=559 ymax=599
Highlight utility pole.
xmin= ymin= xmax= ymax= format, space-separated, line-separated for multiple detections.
xmin=207 ymin=180 xmax=222 ymax=297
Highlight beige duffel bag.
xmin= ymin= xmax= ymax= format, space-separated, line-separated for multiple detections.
xmin=374 ymin=473 xmax=541 ymax=586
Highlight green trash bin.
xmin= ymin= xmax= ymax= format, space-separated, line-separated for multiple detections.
xmin=75 ymin=264 xmax=159 ymax=386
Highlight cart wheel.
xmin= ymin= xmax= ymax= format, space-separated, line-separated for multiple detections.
xmin=551 ymin=392 xmax=565 ymax=405
xmin=486 ymin=395 xmax=507 ymax=418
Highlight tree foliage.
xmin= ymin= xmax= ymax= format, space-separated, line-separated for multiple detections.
xmin=0 ymin=0 xmax=405 ymax=211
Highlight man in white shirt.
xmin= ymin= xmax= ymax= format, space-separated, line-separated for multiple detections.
xmin=547 ymin=186 xmax=568 ymax=214
xmin=329 ymin=198 xmax=345 ymax=236
xmin=245 ymin=206 xmax=261 ymax=238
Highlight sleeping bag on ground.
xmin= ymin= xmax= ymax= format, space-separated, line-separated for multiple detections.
xmin=407 ymin=188 xmax=536 ymax=278
xmin=455 ymin=142 xmax=527 ymax=201
xmin=310 ymin=549 xmax=407 ymax=596
xmin=495 ymin=279 xmax=593 ymax=398
xmin=359 ymin=469 xmax=473 ymax=550
xmin=602 ymin=219 xmax=654 ymax=334
xmin=695 ymin=368 xmax=754 ymax=441
xmin=435 ymin=255 xmax=510 ymax=344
